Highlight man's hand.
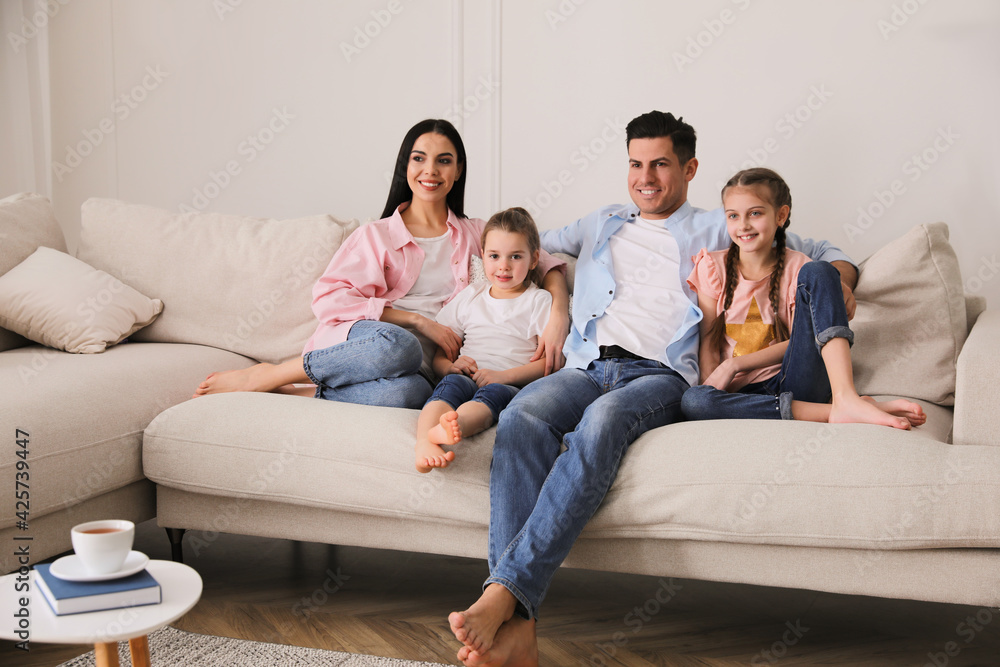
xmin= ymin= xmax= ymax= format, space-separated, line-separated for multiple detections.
xmin=841 ymin=281 xmax=857 ymax=321
xmin=532 ymin=310 xmax=568 ymax=375
xmin=448 ymin=356 xmax=478 ymax=377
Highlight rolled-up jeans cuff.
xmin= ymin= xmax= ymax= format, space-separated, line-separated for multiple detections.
xmin=816 ymin=325 xmax=854 ymax=350
xmin=301 ymin=352 xmax=323 ymax=397
xmin=778 ymin=391 xmax=794 ymax=420
xmin=484 ymin=576 xmax=535 ymax=620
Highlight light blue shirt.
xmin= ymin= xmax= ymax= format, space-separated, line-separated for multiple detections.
xmin=541 ymin=201 xmax=855 ymax=386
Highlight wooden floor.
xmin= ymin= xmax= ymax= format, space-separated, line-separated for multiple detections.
xmin=5 ymin=519 xmax=1000 ymax=666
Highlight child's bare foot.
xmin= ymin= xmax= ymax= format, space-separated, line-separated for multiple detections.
xmin=862 ymin=396 xmax=926 ymax=427
xmin=458 ymin=616 xmax=538 ymax=666
xmin=830 ymin=394 xmax=911 ymax=430
xmin=449 ymin=584 xmax=517 ymax=655
xmin=415 ymin=440 xmax=455 ymax=473
xmin=428 ymin=411 xmax=463 ymax=446
xmin=193 ymin=364 xmax=276 ymax=397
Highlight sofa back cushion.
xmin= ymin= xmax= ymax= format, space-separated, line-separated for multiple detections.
xmin=851 ymin=222 xmax=967 ymax=406
xmin=0 ymin=193 xmax=69 ymax=352
xmin=77 ymin=199 xmax=360 ymax=364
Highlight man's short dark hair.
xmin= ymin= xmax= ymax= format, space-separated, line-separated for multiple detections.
xmin=625 ymin=111 xmax=697 ymax=165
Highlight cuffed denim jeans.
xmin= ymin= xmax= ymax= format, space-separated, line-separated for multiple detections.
xmin=426 ymin=373 xmax=519 ymax=423
xmin=302 ymin=320 xmax=432 ymax=409
xmin=486 ymin=358 xmax=688 ymax=619
xmin=681 ymin=261 xmax=854 ymax=421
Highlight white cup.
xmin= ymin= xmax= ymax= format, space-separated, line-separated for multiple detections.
xmin=71 ymin=520 xmax=135 ymax=575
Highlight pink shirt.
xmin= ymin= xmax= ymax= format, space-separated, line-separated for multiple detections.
xmin=687 ymin=248 xmax=810 ymax=390
xmin=303 ymin=204 xmax=565 ymax=353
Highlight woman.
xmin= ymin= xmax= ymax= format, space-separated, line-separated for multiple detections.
xmin=194 ymin=119 xmax=569 ymax=408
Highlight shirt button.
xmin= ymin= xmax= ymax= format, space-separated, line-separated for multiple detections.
xmin=609 ymin=290 xmax=613 ymax=294
xmin=583 ymin=338 xmax=588 ymax=342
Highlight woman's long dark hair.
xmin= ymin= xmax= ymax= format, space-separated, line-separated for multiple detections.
xmin=380 ymin=119 xmax=468 ymax=220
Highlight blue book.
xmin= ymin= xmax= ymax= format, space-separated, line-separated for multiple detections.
xmin=33 ymin=563 xmax=161 ymax=616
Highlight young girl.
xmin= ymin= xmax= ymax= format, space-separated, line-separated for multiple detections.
xmin=681 ymin=168 xmax=926 ymax=428
xmin=414 ymin=208 xmax=552 ymax=472
xmin=194 ymin=119 xmax=568 ymax=408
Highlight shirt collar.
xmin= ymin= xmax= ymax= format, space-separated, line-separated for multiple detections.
xmin=387 ymin=202 xmax=458 ymax=250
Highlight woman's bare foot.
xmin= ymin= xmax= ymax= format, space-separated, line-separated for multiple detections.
xmin=830 ymin=394 xmax=911 ymax=429
xmin=449 ymin=584 xmax=517 ymax=655
xmin=862 ymin=396 xmax=926 ymax=427
xmin=415 ymin=440 xmax=455 ymax=473
xmin=458 ymin=617 xmax=538 ymax=667
xmin=193 ymin=363 xmax=277 ymax=397
xmin=428 ymin=411 xmax=463 ymax=446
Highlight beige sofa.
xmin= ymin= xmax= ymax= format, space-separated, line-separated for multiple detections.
xmin=2 ymin=193 xmax=998 ymax=610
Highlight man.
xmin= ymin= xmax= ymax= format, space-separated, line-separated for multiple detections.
xmin=448 ymin=111 xmax=857 ymax=666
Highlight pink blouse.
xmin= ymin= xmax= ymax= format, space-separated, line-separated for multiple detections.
xmin=303 ymin=204 xmax=565 ymax=353
xmin=687 ymin=248 xmax=810 ymax=390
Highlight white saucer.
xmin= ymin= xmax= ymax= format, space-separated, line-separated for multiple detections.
xmin=49 ymin=551 xmax=150 ymax=582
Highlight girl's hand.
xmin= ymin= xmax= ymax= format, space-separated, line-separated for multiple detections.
xmin=532 ymin=310 xmax=569 ymax=375
xmin=472 ymin=368 xmax=506 ymax=387
xmin=703 ymin=358 xmax=740 ymax=392
xmin=449 ymin=356 xmax=478 ymax=377
xmin=415 ymin=317 xmax=463 ymax=361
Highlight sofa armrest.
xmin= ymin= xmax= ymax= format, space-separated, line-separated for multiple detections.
xmin=953 ymin=310 xmax=1000 ymax=447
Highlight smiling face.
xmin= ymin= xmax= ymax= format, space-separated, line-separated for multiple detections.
xmin=406 ymin=132 xmax=463 ymax=209
xmin=482 ymin=229 xmax=538 ymax=298
xmin=723 ymin=186 xmax=789 ymax=256
xmin=627 ymin=136 xmax=698 ymax=220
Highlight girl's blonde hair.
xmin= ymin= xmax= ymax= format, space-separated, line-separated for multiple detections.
xmin=708 ymin=168 xmax=793 ymax=355
xmin=481 ymin=207 xmax=543 ymax=287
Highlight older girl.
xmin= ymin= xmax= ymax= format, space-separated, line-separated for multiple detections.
xmin=195 ymin=119 xmax=568 ymax=408
xmin=681 ymin=168 xmax=924 ymax=427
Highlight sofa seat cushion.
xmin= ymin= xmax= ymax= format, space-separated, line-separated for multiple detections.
xmin=143 ymin=392 xmax=999 ymax=551
xmin=0 ymin=342 xmax=254 ymax=529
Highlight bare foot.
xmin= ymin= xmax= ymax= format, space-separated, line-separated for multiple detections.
xmin=862 ymin=396 xmax=926 ymax=427
xmin=415 ymin=440 xmax=455 ymax=473
xmin=449 ymin=584 xmax=517 ymax=655
xmin=458 ymin=617 xmax=538 ymax=667
xmin=830 ymin=394 xmax=911 ymax=430
xmin=428 ymin=411 xmax=463 ymax=446
xmin=193 ymin=364 xmax=276 ymax=397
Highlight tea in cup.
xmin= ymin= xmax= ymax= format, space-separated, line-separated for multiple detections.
xmin=71 ymin=520 xmax=135 ymax=575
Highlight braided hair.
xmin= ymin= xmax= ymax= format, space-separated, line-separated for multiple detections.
xmin=707 ymin=168 xmax=793 ymax=355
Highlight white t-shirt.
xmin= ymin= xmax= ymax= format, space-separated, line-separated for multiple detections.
xmin=436 ymin=283 xmax=552 ymax=372
xmin=391 ymin=231 xmax=456 ymax=375
xmin=594 ymin=216 xmax=689 ymax=363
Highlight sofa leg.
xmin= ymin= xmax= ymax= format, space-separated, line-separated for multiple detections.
xmin=165 ymin=527 xmax=186 ymax=563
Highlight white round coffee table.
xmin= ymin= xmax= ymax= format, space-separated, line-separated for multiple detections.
xmin=1 ymin=559 xmax=202 ymax=667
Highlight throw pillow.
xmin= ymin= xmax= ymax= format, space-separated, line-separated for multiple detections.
xmin=0 ymin=193 xmax=69 ymax=352
xmin=850 ymin=222 xmax=967 ymax=406
xmin=0 ymin=247 xmax=163 ymax=353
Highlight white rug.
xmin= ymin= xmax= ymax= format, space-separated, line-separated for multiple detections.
xmin=57 ymin=625 xmax=448 ymax=666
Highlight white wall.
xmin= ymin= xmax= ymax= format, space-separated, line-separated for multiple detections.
xmin=36 ymin=0 xmax=1000 ymax=306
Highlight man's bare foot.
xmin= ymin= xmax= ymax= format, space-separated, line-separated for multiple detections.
xmin=193 ymin=364 xmax=276 ymax=397
xmin=449 ymin=584 xmax=517 ymax=654
xmin=415 ymin=440 xmax=455 ymax=473
xmin=830 ymin=394 xmax=911 ymax=429
xmin=428 ymin=411 xmax=463 ymax=446
xmin=862 ymin=396 xmax=926 ymax=427
xmin=458 ymin=617 xmax=538 ymax=667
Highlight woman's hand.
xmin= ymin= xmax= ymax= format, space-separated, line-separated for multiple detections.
xmin=703 ymin=358 xmax=740 ymax=392
xmin=449 ymin=356 xmax=479 ymax=377
xmin=532 ymin=309 xmax=569 ymax=375
xmin=415 ymin=316 xmax=463 ymax=361
xmin=472 ymin=368 xmax=506 ymax=387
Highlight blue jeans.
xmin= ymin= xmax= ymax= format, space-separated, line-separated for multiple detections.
xmin=426 ymin=373 xmax=520 ymax=423
xmin=302 ymin=320 xmax=432 ymax=409
xmin=486 ymin=359 xmax=688 ymax=619
xmin=681 ymin=261 xmax=854 ymax=421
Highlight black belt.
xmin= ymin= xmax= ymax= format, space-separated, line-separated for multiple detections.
xmin=598 ymin=345 xmax=647 ymax=361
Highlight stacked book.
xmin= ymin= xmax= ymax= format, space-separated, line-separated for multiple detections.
xmin=34 ymin=563 xmax=161 ymax=615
